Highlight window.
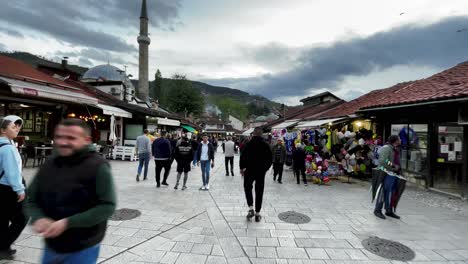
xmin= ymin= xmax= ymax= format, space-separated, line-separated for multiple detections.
xmin=391 ymin=124 xmax=428 ymax=175
xmin=125 ymin=124 xmax=143 ymax=140
xmin=437 ymin=126 xmax=463 ymax=163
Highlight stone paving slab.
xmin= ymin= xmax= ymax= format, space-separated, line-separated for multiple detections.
xmin=7 ymin=149 xmax=468 ymax=263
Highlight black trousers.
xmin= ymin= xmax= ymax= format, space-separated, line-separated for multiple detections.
xmin=294 ymin=167 xmax=307 ymax=184
xmin=225 ymin=157 xmax=234 ymax=175
xmin=0 ymin=184 xmax=27 ymax=250
xmin=273 ymin=163 xmax=284 ymax=182
xmin=155 ymin=159 xmax=171 ymax=185
xmin=243 ymin=171 xmax=266 ymax=213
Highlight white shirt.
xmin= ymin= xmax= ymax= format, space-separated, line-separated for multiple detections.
xmin=224 ymin=140 xmax=235 ymax=157
xmin=201 ymin=142 xmax=209 ymax=161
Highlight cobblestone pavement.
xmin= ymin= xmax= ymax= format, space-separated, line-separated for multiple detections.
xmin=3 ymin=148 xmax=468 ymax=264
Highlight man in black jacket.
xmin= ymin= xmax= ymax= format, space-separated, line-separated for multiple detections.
xmin=25 ymin=119 xmax=116 ymax=263
xmin=152 ymin=132 xmax=172 ymax=188
xmin=292 ymin=143 xmax=307 ymax=185
xmin=174 ymin=137 xmax=193 ymax=190
xmin=240 ymin=128 xmax=272 ymax=222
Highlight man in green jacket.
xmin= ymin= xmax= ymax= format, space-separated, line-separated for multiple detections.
xmin=374 ymin=135 xmax=402 ymax=220
xmin=25 ymin=119 xmax=116 ymax=264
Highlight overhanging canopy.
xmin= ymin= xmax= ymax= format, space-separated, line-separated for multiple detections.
xmin=181 ymin=125 xmax=196 ymax=133
xmin=1 ymin=76 xmax=98 ymax=105
xmin=96 ymin=103 xmax=132 ymax=118
xmin=242 ymin=128 xmax=254 ymax=136
xmin=271 ymin=120 xmax=299 ymax=130
xmin=295 ymin=117 xmax=346 ymax=129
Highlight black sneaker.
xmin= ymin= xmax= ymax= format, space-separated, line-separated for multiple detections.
xmin=136 ymin=175 xmax=140 ymax=182
xmin=232 ymin=173 xmax=235 ymax=176
xmin=278 ymin=181 xmax=282 ymax=184
xmin=246 ymin=209 xmax=255 ymax=220
xmin=162 ymin=182 xmax=169 ymax=186
xmin=374 ymin=210 xmax=386 ymax=219
xmin=143 ymin=177 xmax=147 ymax=181
xmin=0 ymin=248 xmax=16 ymax=260
xmin=174 ymin=185 xmax=178 ymax=190
xmin=255 ymin=214 xmax=262 ymax=222
xmin=156 ymin=184 xmax=161 ymax=188
xmin=385 ymin=212 xmax=401 ymax=219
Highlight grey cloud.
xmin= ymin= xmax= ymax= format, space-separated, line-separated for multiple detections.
xmin=204 ymin=16 xmax=468 ymax=100
xmin=78 ymin=57 xmax=94 ymax=67
xmin=0 ymin=26 xmax=24 ymax=38
xmin=56 ymin=48 xmax=137 ymax=67
xmin=0 ymin=43 xmax=6 ymax=51
xmin=0 ymin=0 xmax=182 ymax=52
xmin=238 ymin=42 xmax=303 ymax=71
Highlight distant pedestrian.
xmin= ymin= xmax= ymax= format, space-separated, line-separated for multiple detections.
xmin=224 ymin=137 xmax=235 ymax=176
xmin=373 ymin=135 xmax=403 ymax=220
xmin=152 ymin=131 xmax=172 ymax=188
xmin=292 ymin=143 xmax=307 ymax=185
xmin=25 ymin=118 xmax=116 ymax=264
xmin=240 ymin=128 xmax=272 ymax=222
xmin=135 ymin=129 xmax=152 ymax=182
xmin=211 ymin=136 xmax=218 ymax=153
xmin=197 ymin=135 xmax=215 ymax=190
xmin=174 ymin=137 xmax=193 ymax=190
xmin=271 ymin=138 xmax=286 ymax=184
xmin=191 ymin=137 xmax=200 ymax=167
xmin=0 ymin=115 xmax=27 ymax=260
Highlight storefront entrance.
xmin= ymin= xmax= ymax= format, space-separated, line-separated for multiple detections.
xmin=433 ymin=125 xmax=464 ymax=194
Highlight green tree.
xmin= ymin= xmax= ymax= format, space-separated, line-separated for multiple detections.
xmin=210 ymin=96 xmax=249 ymax=121
xmin=167 ymin=74 xmax=204 ymax=116
xmin=151 ymin=69 xmax=163 ymax=103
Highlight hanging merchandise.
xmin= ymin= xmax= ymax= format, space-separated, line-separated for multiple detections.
xmin=326 ymin=130 xmax=332 ymax=150
xmin=399 ymin=127 xmax=419 ymax=146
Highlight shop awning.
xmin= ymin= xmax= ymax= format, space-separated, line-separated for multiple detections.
xmin=181 ymin=125 xmax=196 ymax=133
xmin=1 ymin=77 xmax=98 ymax=105
xmin=242 ymin=128 xmax=255 ymax=136
xmin=295 ymin=117 xmax=346 ymax=129
xmin=157 ymin=117 xmax=180 ymax=127
xmin=271 ymin=120 xmax=299 ymax=130
xmin=96 ymin=104 xmax=132 ymax=118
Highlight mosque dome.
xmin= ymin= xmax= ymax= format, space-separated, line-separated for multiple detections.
xmin=82 ymin=64 xmax=125 ymax=82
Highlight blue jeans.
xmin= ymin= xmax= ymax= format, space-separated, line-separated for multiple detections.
xmin=375 ymin=174 xmax=399 ymax=212
xmin=193 ymin=150 xmax=198 ymax=166
xmin=137 ymin=152 xmax=151 ymax=178
xmin=200 ymin=160 xmax=211 ymax=186
xmin=42 ymin=245 xmax=100 ymax=264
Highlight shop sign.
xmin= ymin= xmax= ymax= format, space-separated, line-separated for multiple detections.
xmin=157 ymin=117 xmax=180 ymax=127
xmin=23 ymin=88 xmax=38 ymax=96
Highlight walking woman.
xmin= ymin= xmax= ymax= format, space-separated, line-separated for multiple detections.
xmin=0 ymin=115 xmax=27 ymax=260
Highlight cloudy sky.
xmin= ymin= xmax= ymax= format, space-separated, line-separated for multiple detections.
xmin=1 ymin=0 xmax=468 ymax=105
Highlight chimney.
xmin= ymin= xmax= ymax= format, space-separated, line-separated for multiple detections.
xmin=62 ymin=56 xmax=69 ymax=68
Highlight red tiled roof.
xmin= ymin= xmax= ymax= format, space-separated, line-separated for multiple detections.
xmin=319 ymin=82 xmax=413 ymax=118
xmin=363 ymin=61 xmax=468 ymax=109
xmin=0 ymin=55 xmax=86 ymax=92
xmin=264 ymin=100 xmax=344 ymax=128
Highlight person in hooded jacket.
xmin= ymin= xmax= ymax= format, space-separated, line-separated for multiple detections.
xmin=174 ymin=137 xmax=193 ymax=190
xmin=0 ymin=115 xmax=27 ymax=260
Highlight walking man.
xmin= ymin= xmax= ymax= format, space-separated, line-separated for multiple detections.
xmin=292 ymin=143 xmax=307 ymax=185
xmin=271 ymin=138 xmax=286 ymax=183
xmin=240 ymin=128 xmax=272 ymax=222
xmin=224 ymin=136 xmax=235 ymax=176
xmin=374 ymin=135 xmax=403 ymax=220
xmin=174 ymin=137 xmax=193 ymax=190
xmin=197 ymin=135 xmax=215 ymax=190
xmin=152 ymin=131 xmax=172 ymax=188
xmin=25 ymin=119 xmax=116 ymax=264
xmin=136 ymin=129 xmax=151 ymax=182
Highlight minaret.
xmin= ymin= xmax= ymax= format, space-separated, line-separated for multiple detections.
xmin=137 ymin=0 xmax=150 ymax=102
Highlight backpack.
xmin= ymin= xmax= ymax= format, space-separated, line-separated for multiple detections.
xmin=0 ymin=143 xmax=11 ymax=179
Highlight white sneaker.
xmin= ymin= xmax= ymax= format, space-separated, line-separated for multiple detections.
xmin=200 ymin=185 xmax=206 ymax=190
xmin=206 ymin=184 xmax=210 ymax=190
